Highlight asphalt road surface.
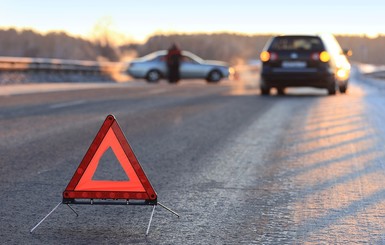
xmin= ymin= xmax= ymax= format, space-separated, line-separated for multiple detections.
xmin=1 ymin=68 xmax=385 ymax=244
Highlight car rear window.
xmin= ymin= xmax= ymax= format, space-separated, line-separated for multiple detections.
xmin=269 ymin=36 xmax=324 ymax=51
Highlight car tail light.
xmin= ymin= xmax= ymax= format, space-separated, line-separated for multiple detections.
xmin=311 ymin=52 xmax=320 ymax=61
xmin=311 ymin=51 xmax=330 ymax=62
xmin=319 ymin=51 xmax=330 ymax=62
xmin=260 ymin=51 xmax=270 ymax=62
xmin=270 ymin=52 xmax=278 ymax=61
xmin=260 ymin=51 xmax=278 ymax=62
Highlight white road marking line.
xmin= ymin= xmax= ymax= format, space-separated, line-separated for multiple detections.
xmin=49 ymin=100 xmax=86 ymax=109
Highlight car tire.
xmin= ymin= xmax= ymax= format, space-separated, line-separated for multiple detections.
xmin=207 ymin=70 xmax=222 ymax=83
xmin=260 ymin=85 xmax=271 ymax=95
xmin=339 ymin=82 xmax=348 ymax=94
xmin=260 ymin=79 xmax=271 ymax=95
xmin=146 ymin=70 xmax=161 ymax=83
xmin=327 ymin=79 xmax=336 ymax=95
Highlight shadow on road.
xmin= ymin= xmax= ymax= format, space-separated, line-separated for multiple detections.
xmin=256 ymin=88 xmax=385 ymax=243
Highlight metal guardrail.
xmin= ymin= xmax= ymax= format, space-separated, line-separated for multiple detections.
xmin=364 ymin=71 xmax=385 ymax=79
xmin=0 ymin=56 xmax=127 ymax=74
xmin=356 ymin=62 xmax=385 ymax=80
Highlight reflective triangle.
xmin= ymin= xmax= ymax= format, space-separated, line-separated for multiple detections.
xmin=63 ymin=115 xmax=157 ymax=202
xmin=75 ymin=127 xmax=145 ymax=191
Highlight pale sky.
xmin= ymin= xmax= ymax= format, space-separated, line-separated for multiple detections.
xmin=0 ymin=0 xmax=384 ymax=43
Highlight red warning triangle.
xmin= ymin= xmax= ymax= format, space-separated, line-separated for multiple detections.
xmin=63 ymin=115 xmax=157 ymax=202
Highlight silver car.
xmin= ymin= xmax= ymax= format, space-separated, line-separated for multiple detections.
xmin=126 ymin=50 xmax=231 ymax=83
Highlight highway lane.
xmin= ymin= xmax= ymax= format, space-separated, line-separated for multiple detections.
xmin=1 ymin=70 xmax=385 ymax=244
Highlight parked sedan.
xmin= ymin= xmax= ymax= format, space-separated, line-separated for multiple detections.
xmin=126 ymin=50 xmax=231 ymax=83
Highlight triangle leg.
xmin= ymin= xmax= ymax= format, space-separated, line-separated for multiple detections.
xmin=158 ymin=202 xmax=180 ymax=218
xmin=66 ymin=204 xmax=79 ymax=217
xmin=145 ymin=205 xmax=156 ymax=236
xmin=30 ymin=202 xmax=62 ymax=233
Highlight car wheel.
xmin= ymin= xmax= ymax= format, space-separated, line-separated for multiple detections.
xmin=146 ymin=70 xmax=161 ymax=83
xmin=277 ymin=88 xmax=285 ymax=95
xmin=339 ymin=82 xmax=348 ymax=93
xmin=260 ymin=85 xmax=270 ymax=95
xmin=207 ymin=70 xmax=222 ymax=83
xmin=327 ymin=79 xmax=336 ymax=95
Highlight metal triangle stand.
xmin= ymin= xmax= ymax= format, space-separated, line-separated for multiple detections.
xmin=30 ymin=200 xmax=179 ymax=236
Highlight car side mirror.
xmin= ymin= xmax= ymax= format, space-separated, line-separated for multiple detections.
xmin=343 ymin=49 xmax=353 ymax=57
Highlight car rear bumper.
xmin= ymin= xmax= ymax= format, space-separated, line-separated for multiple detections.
xmin=261 ymin=67 xmax=334 ymax=88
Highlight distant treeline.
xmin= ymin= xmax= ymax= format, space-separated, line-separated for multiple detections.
xmin=1 ymin=28 xmax=385 ymax=65
xmin=0 ymin=28 xmax=119 ymax=61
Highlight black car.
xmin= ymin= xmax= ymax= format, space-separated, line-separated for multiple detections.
xmin=259 ymin=34 xmax=351 ymax=95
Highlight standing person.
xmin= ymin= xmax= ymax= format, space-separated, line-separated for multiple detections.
xmin=166 ymin=43 xmax=182 ymax=83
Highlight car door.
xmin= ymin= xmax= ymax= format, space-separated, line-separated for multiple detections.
xmin=179 ymin=55 xmax=204 ymax=79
